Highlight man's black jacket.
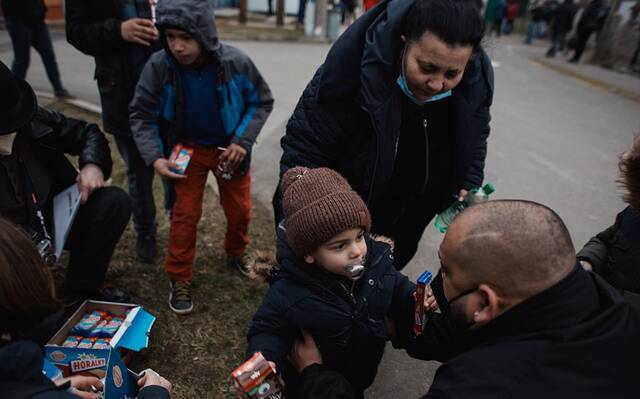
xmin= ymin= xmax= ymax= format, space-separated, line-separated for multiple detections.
xmin=0 ymin=0 xmax=46 ymax=25
xmin=65 ymin=0 xmax=154 ymax=137
xmin=276 ymin=0 xmax=494 ymax=228
xmin=298 ymin=266 xmax=640 ymax=398
xmin=0 ymin=107 xmax=112 ymax=227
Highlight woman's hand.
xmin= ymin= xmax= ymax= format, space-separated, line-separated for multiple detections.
xmin=138 ymin=368 xmax=172 ymax=393
xmin=56 ymin=375 xmax=103 ymax=399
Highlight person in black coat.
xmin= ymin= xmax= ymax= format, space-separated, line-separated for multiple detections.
xmin=289 ymin=200 xmax=640 ymax=398
xmin=569 ymin=0 xmax=609 ymax=63
xmin=578 ymin=136 xmax=640 ymax=302
xmin=0 ymin=217 xmax=171 ymax=399
xmin=65 ymin=0 xmax=173 ymax=264
xmin=275 ymin=0 xmax=493 ymax=270
xmin=0 ymin=60 xmax=131 ymax=303
xmin=0 ymin=0 xmax=71 ymax=98
xmin=248 ymin=167 xmax=416 ymax=398
xmin=546 ymin=0 xmax=577 ymax=57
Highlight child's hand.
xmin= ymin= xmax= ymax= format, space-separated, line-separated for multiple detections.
xmin=580 ymin=260 xmax=593 ymax=271
xmin=218 ymin=144 xmax=247 ymax=172
xmin=153 ymin=158 xmax=187 ymax=180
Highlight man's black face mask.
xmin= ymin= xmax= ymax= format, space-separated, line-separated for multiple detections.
xmin=431 ymin=270 xmax=478 ymax=329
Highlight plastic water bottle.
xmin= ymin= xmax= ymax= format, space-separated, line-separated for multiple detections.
xmin=434 ymin=183 xmax=495 ymax=233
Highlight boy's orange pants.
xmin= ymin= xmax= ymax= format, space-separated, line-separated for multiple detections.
xmin=165 ymin=144 xmax=252 ymax=282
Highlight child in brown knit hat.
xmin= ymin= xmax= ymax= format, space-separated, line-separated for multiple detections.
xmin=247 ymin=167 xmax=417 ymax=397
xmin=578 ymin=135 xmax=640 ymax=298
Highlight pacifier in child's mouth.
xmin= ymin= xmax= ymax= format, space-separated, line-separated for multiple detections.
xmin=345 ymin=263 xmax=365 ymax=281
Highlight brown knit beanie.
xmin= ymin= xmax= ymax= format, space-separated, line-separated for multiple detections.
xmin=281 ymin=167 xmax=371 ymax=257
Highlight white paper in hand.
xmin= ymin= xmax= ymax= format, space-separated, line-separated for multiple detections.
xmin=53 ymin=184 xmax=81 ymax=259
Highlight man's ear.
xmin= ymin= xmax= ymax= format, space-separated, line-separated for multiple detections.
xmin=471 ymin=284 xmax=502 ymax=327
xmin=400 ymin=34 xmax=406 ymax=43
xmin=304 ymin=254 xmax=315 ymax=264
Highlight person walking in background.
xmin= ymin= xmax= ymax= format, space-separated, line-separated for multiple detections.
xmin=569 ymin=0 xmax=609 ymax=63
xmin=0 ymin=0 xmax=72 ymax=99
xmin=546 ymin=0 xmax=577 ymax=57
xmin=502 ymin=0 xmax=519 ymax=34
xmin=525 ymin=0 xmax=546 ymax=44
xmin=130 ymin=0 xmax=273 ymax=315
xmin=66 ymin=0 xmax=174 ymax=265
xmin=488 ymin=0 xmax=508 ymax=37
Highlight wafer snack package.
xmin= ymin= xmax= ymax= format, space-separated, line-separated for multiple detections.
xmin=231 ymin=352 xmax=285 ymax=398
xmin=169 ymin=144 xmax=194 ymax=175
xmin=71 ymin=311 xmax=107 ymax=336
xmin=414 ymin=270 xmax=433 ymax=336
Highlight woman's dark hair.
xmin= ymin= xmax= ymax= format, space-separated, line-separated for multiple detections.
xmin=404 ymin=0 xmax=485 ymax=50
xmin=619 ymin=135 xmax=640 ymax=210
xmin=0 ymin=218 xmax=60 ymax=337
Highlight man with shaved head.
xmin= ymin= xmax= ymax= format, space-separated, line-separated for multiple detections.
xmin=289 ymin=200 xmax=640 ymax=398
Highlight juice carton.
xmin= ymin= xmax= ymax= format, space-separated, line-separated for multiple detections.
xmin=231 ymin=352 xmax=285 ymax=399
xmin=414 ymin=270 xmax=433 ymax=336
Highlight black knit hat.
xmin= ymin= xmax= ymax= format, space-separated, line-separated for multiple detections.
xmin=281 ymin=167 xmax=371 ymax=257
xmin=0 ymin=61 xmax=37 ymax=135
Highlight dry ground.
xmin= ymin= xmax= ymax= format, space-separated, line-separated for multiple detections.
xmin=48 ymin=101 xmax=274 ymax=398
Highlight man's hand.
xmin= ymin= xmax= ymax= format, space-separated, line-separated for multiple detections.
xmin=138 ymin=369 xmax=172 ymax=393
xmin=425 ymin=287 xmax=439 ymax=311
xmin=153 ymin=158 xmax=187 ymax=180
xmin=580 ymin=260 xmax=593 ymax=271
xmin=56 ymin=375 xmax=103 ymax=399
xmin=77 ymin=164 xmax=105 ymax=204
xmin=120 ymin=18 xmax=159 ymax=46
xmin=290 ymin=329 xmax=322 ymax=374
xmin=458 ymin=189 xmax=469 ymax=202
xmin=218 ymin=143 xmax=247 ymax=172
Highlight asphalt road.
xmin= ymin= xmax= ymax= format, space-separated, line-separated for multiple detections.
xmin=2 ymin=31 xmax=639 ymax=398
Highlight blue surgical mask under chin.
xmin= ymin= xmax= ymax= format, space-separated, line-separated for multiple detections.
xmin=396 ymin=75 xmax=452 ymax=105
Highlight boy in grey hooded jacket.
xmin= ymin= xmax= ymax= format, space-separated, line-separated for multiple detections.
xmin=130 ymin=0 xmax=273 ymax=314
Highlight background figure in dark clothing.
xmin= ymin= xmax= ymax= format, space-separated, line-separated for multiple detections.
xmin=0 ymin=0 xmax=71 ymax=99
xmin=489 ymin=0 xmax=508 ymax=36
xmin=569 ymin=0 xmax=609 ymax=63
xmin=546 ymin=0 xmax=577 ymax=57
xmin=578 ymin=136 xmax=640 ymax=303
xmin=297 ymin=0 xmax=308 ymax=27
xmin=502 ymin=1 xmax=519 ymax=35
xmin=66 ymin=0 xmax=174 ymax=264
xmin=0 ymin=61 xmax=131 ymax=303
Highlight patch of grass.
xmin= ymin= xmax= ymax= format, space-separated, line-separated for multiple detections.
xmin=48 ymin=101 xmax=273 ymax=398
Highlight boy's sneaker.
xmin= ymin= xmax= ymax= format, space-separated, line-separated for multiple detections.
xmin=227 ymin=253 xmax=252 ymax=277
xmin=136 ymin=234 xmax=158 ymax=264
xmin=168 ymin=280 xmax=193 ymax=314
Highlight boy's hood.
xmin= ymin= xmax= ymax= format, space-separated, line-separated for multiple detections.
xmin=155 ymin=0 xmax=220 ymax=57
